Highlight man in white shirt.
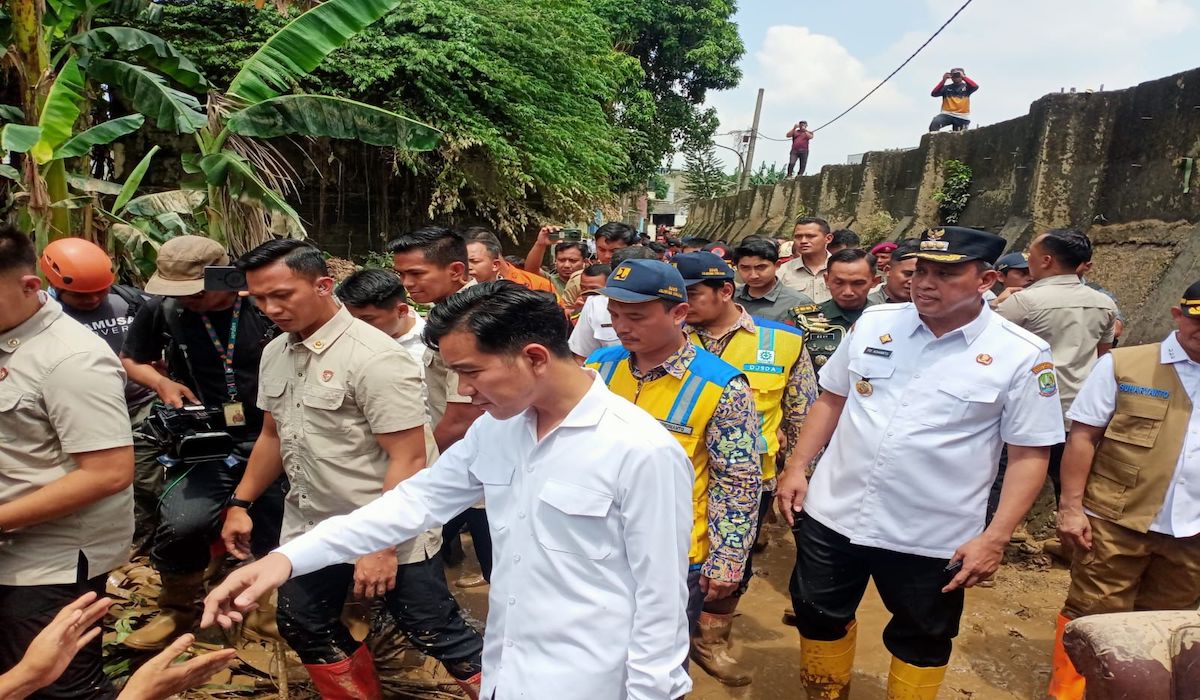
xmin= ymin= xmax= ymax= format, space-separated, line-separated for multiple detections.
xmin=569 ymin=247 xmax=657 ymax=361
xmin=1048 ymin=282 xmax=1200 ymax=699
xmin=202 ymin=281 xmax=695 ymax=700
xmin=776 ymin=226 xmax=1064 ymax=700
xmin=336 ymin=268 xmax=429 ymax=407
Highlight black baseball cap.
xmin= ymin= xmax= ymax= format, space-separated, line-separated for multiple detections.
xmin=599 ymin=259 xmax=687 ymax=304
xmin=996 ymin=252 xmax=1030 ymax=272
xmin=907 ymin=226 xmax=1005 ymax=265
xmin=674 ymin=252 xmax=735 ymax=286
xmin=1180 ymin=281 xmax=1200 ymax=316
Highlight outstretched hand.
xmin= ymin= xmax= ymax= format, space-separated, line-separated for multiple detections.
xmin=118 ymin=634 xmax=237 ymax=700
xmin=6 ymin=592 xmax=112 ymax=693
xmin=201 ymin=552 xmax=293 ymax=630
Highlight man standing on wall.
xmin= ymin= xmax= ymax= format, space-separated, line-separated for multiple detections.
xmin=786 ymin=121 xmax=814 ymax=177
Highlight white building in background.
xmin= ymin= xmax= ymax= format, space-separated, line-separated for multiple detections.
xmin=648 ymin=169 xmax=689 ymax=230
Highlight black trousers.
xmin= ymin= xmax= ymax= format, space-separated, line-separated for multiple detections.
xmin=276 ymin=553 xmax=483 ymax=679
xmin=439 ymin=507 xmax=493 ymax=581
xmin=929 ymin=113 xmax=970 ymax=132
xmin=151 ymin=458 xmax=286 ymax=574
xmin=0 ymin=554 xmax=115 ymax=700
xmin=789 ymin=514 xmax=964 ymax=667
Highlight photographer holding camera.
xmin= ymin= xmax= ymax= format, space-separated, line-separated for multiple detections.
xmin=929 ymin=67 xmax=979 ymax=132
xmin=119 ymin=236 xmax=285 ymax=651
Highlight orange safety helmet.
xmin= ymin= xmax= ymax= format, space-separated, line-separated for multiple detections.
xmin=40 ymin=238 xmax=116 ymax=293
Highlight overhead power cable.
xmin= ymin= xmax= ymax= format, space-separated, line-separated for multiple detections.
xmin=789 ymin=0 xmax=978 ymax=136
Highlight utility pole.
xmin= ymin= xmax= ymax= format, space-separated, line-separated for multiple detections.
xmin=739 ymin=88 xmax=765 ymax=190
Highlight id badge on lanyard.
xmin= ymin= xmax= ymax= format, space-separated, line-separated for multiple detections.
xmin=201 ymin=298 xmax=246 ymax=427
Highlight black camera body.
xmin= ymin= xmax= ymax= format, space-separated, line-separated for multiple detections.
xmin=144 ymin=404 xmax=235 ymax=465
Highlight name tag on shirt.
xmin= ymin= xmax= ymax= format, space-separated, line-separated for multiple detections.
xmin=660 ymin=420 xmax=695 ymax=436
xmin=1117 ymin=383 xmax=1169 ymax=399
xmin=743 ymin=362 xmax=784 ymax=374
xmin=863 ymin=347 xmax=893 ymax=358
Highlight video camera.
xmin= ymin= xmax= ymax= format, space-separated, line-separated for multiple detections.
xmin=144 ymin=404 xmax=235 ymax=465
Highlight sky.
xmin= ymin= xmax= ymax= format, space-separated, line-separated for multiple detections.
xmin=703 ymin=0 xmax=1199 ymax=174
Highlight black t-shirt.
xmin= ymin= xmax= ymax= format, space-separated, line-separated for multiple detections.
xmin=59 ymin=291 xmax=157 ymax=409
xmin=122 ymin=296 xmax=277 ymax=447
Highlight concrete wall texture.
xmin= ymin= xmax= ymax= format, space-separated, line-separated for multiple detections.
xmin=685 ymin=67 xmax=1200 ymax=344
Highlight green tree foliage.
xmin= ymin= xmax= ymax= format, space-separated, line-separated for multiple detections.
xmin=594 ymin=0 xmax=744 ymax=192
xmin=933 ymin=159 xmax=972 ymax=225
xmin=137 ymin=0 xmax=741 ymax=232
xmin=681 ymin=144 xmax=734 ymax=203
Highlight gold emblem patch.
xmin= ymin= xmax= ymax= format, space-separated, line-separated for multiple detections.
xmin=613 ymin=265 xmax=632 ymax=281
xmin=879 ymin=334 xmax=893 ymax=344
xmin=976 ymin=354 xmax=993 ymax=366
xmin=855 ymin=379 xmax=873 ymax=396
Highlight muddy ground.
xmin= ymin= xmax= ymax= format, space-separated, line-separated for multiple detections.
xmin=104 ymin=519 xmax=1068 ymax=699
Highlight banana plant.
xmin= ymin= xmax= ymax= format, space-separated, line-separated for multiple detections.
xmin=86 ymin=0 xmax=443 ymax=250
xmin=0 ymin=0 xmax=199 ymax=245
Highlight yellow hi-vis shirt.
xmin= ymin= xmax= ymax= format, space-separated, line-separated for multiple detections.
xmin=586 ymin=345 xmax=740 ymax=565
xmin=689 ymin=318 xmax=805 ymax=482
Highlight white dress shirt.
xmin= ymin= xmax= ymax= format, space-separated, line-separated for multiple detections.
xmin=276 ymin=372 xmax=694 ymax=700
xmin=569 ymin=295 xmax=621 ymax=357
xmin=1067 ymin=332 xmax=1200 ymax=537
xmin=395 ymin=311 xmax=430 ymax=416
xmin=805 ymin=303 xmax=1065 ymax=559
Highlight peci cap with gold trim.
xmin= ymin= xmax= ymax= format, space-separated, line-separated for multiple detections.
xmin=1180 ymin=281 xmax=1200 ymax=316
xmin=905 ymin=226 xmax=1006 ymax=265
xmin=599 ymin=259 xmax=688 ymax=304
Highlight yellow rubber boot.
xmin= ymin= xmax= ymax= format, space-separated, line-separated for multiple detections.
xmin=1047 ymin=613 xmax=1086 ymax=699
xmin=886 ymin=657 xmax=947 ymax=700
xmin=799 ymin=620 xmax=857 ymax=700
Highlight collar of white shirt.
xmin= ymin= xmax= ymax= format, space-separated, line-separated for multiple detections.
xmin=899 ymin=299 xmax=993 ymax=344
xmin=1161 ymin=331 xmax=1199 ymax=366
xmin=518 ymin=369 xmax=611 ymax=437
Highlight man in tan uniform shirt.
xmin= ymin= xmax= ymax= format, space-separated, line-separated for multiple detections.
xmin=776 ymin=216 xmax=834 ymax=304
xmin=390 ymin=227 xmax=494 ymax=586
xmin=996 ymin=228 xmax=1116 ymax=499
xmin=0 ymin=225 xmax=134 ymax=698
xmin=221 ymin=240 xmax=483 ymax=698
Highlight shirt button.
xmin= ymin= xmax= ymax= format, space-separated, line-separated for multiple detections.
xmin=526 ymin=465 xmax=534 ymax=473
xmin=914 ymin=373 xmax=922 ymax=379
xmin=307 ymin=520 xmax=314 ymax=526
xmin=518 ymin=512 xmax=526 ymax=519
xmin=513 ymin=554 xmax=521 ymax=563
xmin=887 ymin=431 xmax=894 ymax=437
xmin=508 ymin=597 xmax=516 ymax=605
xmin=505 ymin=640 xmax=514 ymax=648
xmin=295 ymin=402 xmax=301 ymax=408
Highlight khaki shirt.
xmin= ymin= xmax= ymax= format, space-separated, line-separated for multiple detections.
xmin=777 ymin=255 xmax=832 ymax=304
xmin=424 ymin=279 xmax=476 ymax=426
xmin=258 ymin=306 xmax=434 ymax=561
xmin=0 ymin=295 xmax=133 ymax=585
xmin=995 ymin=274 xmax=1117 ymax=430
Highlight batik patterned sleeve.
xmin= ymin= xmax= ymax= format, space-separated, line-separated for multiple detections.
xmin=780 ymin=346 xmax=819 ymax=469
xmin=701 ymin=375 xmax=762 ymax=583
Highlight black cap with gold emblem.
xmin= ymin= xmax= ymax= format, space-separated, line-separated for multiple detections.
xmin=905 ymin=226 xmax=1006 ymax=265
xmin=1180 ymin=281 xmax=1200 ymax=316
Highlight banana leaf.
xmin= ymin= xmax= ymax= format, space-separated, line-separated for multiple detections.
xmin=0 ymin=164 xmax=21 ymax=181
xmin=1 ymin=123 xmax=42 ymax=153
xmin=69 ymin=174 xmax=123 ymax=195
xmin=71 ymin=27 xmax=208 ymax=91
xmin=32 ymin=56 xmax=85 ymax=163
xmin=114 ymin=145 xmax=159 ymax=214
xmin=123 ymin=189 xmax=205 ymax=218
xmin=198 ymin=151 xmax=300 ymax=222
xmin=0 ymin=104 xmax=24 ymax=123
xmin=227 ymin=0 xmax=403 ymax=105
xmin=83 ymin=58 xmax=207 ymax=134
xmin=54 ymin=114 xmax=146 ymax=159
xmin=226 ymin=95 xmax=440 ymax=150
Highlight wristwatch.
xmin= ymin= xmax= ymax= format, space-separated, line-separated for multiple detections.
xmin=227 ymin=496 xmax=254 ymax=511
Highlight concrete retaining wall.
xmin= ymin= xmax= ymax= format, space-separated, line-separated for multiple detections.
xmin=685 ymin=67 xmax=1200 ymax=343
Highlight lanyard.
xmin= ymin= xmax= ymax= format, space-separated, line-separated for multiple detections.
xmin=200 ymin=297 xmax=242 ymax=403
